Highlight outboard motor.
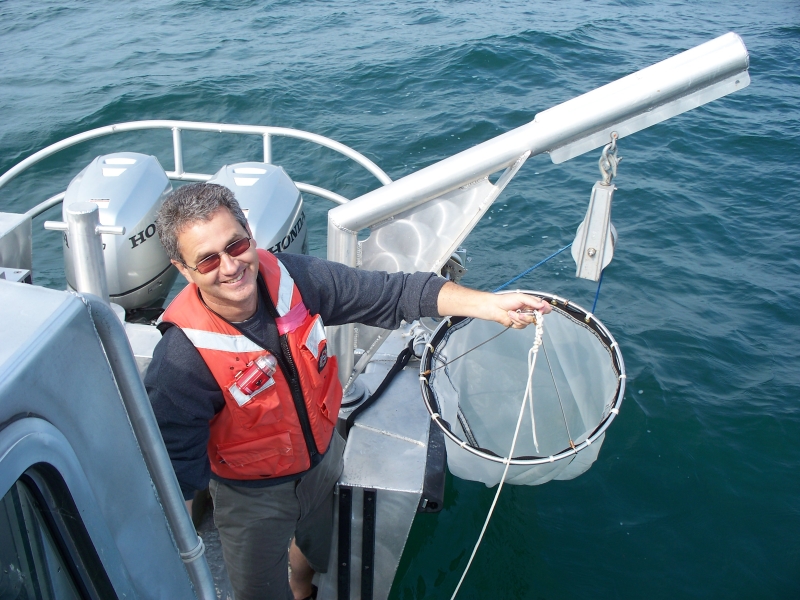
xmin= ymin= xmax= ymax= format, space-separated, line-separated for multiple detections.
xmin=208 ymin=162 xmax=307 ymax=255
xmin=62 ymin=152 xmax=178 ymax=312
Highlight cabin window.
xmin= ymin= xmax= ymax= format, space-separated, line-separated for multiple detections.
xmin=0 ymin=465 xmax=118 ymax=600
xmin=0 ymin=479 xmax=82 ymax=599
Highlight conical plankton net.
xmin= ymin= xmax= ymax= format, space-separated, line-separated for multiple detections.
xmin=420 ymin=292 xmax=625 ymax=487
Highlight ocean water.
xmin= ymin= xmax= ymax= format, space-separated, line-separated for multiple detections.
xmin=1 ymin=1 xmax=799 ymax=598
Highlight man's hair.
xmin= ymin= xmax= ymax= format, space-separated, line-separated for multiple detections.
xmin=155 ymin=183 xmax=249 ymax=262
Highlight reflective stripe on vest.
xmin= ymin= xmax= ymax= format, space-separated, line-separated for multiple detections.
xmin=275 ymin=259 xmax=295 ymax=316
xmin=182 ymin=329 xmax=263 ymax=353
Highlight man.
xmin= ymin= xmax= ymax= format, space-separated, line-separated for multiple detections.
xmin=146 ymin=183 xmax=549 ymax=600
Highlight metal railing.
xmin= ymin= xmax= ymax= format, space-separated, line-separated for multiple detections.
xmin=1 ymin=120 xmax=393 ymax=217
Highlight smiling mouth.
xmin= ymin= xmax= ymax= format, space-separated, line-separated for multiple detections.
xmin=223 ymin=270 xmax=245 ymax=285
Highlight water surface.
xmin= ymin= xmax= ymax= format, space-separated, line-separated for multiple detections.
xmin=1 ymin=1 xmax=799 ymax=598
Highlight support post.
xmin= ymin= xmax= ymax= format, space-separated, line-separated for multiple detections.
xmin=263 ymin=133 xmax=272 ymax=164
xmin=172 ymin=127 xmax=184 ymax=176
xmin=44 ymin=202 xmax=124 ymax=304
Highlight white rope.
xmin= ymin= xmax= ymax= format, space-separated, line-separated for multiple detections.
xmin=450 ymin=311 xmax=543 ymax=600
xmin=525 ymin=336 xmax=540 ymax=453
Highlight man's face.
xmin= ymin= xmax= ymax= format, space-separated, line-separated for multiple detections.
xmin=172 ymin=207 xmax=260 ymax=322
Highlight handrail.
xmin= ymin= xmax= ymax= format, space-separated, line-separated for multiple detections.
xmin=23 ymin=181 xmax=349 ymax=222
xmin=25 ymin=191 xmax=65 ymax=219
xmin=82 ymin=294 xmax=216 ymax=600
xmin=1 ymin=120 xmax=392 ymax=212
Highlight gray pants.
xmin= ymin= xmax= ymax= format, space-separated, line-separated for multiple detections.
xmin=209 ymin=432 xmax=345 ymax=600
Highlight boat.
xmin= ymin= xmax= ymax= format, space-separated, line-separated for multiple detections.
xmin=0 ymin=33 xmax=749 ymax=599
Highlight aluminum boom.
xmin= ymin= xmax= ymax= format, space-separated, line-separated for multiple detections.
xmin=327 ymin=32 xmax=749 ymax=386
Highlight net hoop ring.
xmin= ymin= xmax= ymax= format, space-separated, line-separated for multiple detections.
xmin=419 ymin=290 xmax=626 ymax=466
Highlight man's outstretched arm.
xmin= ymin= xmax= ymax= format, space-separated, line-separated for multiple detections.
xmin=436 ymin=282 xmax=551 ymax=328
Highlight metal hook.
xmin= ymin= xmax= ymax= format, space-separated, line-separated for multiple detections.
xmin=598 ymin=131 xmax=622 ymax=185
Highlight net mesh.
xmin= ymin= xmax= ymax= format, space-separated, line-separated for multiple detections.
xmin=425 ymin=300 xmax=622 ymax=486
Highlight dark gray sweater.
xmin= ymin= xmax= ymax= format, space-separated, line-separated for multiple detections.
xmin=145 ymin=253 xmax=446 ymax=499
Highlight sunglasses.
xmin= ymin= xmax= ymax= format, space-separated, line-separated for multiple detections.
xmin=183 ymin=237 xmax=253 ymax=274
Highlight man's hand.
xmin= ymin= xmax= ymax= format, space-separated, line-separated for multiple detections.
xmin=437 ymin=282 xmax=552 ymax=329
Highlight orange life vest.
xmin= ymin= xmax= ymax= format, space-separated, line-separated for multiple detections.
xmin=161 ymin=249 xmax=342 ymax=480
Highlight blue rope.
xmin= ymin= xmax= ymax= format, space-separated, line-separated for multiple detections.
xmin=591 ymin=269 xmax=604 ymax=313
xmin=492 ymin=242 xmax=606 ymax=314
xmin=493 ymin=243 xmax=572 ymax=292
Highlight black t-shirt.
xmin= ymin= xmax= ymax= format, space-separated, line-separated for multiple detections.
xmin=145 ymin=252 xmax=445 ymax=498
